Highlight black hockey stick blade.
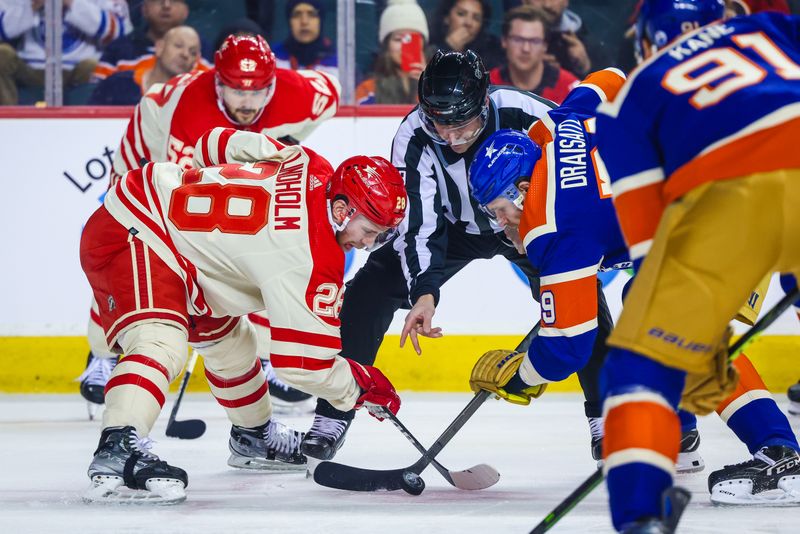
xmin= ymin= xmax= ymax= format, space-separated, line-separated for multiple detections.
xmin=313 ymin=462 xmax=410 ymax=492
xmin=165 ymin=417 xmax=207 ymax=439
xmin=165 ymin=350 xmax=207 ymax=440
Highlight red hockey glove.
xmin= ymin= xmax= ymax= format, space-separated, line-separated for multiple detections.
xmin=346 ymin=359 xmax=401 ymax=420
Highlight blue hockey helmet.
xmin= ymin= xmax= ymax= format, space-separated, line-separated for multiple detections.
xmin=468 ymin=129 xmax=542 ymax=215
xmin=636 ymin=0 xmax=725 ymax=57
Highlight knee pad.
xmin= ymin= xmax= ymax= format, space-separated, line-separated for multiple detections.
xmin=117 ymin=323 xmax=188 ymax=380
xmin=601 ymin=348 xmax=686 ymax=409
xmin=195 ymin=319 xmax=258 ymax=378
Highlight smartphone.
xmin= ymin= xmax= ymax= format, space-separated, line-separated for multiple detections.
xmin=400 ymin=31 xmax=424 ymax=73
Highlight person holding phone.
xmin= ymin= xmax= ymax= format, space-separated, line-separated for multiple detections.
xmin=356 ymin=0 xmax=429 ymax=105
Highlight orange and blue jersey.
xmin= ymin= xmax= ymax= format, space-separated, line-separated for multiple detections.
xmin=517 ymin=69 xmax=628 ymax=384
xmin=596 ymin=12 xmax=800 ymax=262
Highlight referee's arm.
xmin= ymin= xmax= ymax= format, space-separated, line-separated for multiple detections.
xmin=390 ymin=122 xmax=448 ymax=306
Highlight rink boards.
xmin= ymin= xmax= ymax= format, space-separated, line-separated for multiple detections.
xmin=0 ymin=108 xmax=797 ymax=393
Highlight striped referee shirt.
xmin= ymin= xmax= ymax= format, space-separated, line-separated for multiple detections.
xmin=390 ymin=86 xmax=556 ymax=304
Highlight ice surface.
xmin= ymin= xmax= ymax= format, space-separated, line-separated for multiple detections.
xmin=2 ymin=393 xmax=799 ymax=533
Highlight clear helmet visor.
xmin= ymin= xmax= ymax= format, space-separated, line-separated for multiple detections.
xmin=364 ymin=227 xmax=400 ymax=252
xmin=419 ymin=105 xmax=488 ymax=147
xmin=478 ymin=186 xmax=524 ymax=221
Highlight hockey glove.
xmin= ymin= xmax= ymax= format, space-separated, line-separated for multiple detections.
xmin=469 ymin=349 xmax=546 ymax=406
xmin=680 ymin=327 xmax=739 ymax=415
xmin=346 ymin=359 xmax=401 ymax=420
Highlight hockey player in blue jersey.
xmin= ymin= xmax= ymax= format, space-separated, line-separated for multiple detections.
xmin=466 ymin=68 xmax=629 ymax=455
xmin=595 ymin=0 xmax=800 ymax=531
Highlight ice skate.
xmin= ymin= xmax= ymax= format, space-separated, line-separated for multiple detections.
xmin=76 ymin=352 xmax=118 ymax=420
xmin=709 ymin=445 xmax=800 ymax=505
xmin=588 ymin=416 xmax=603 ymax=464
xmin=83 ymin=426 xmax=187 ymax=505
xmin=620 ymin=487 xmax=691 ymax=533
xmin=260 ymin=358 xmax=315 ymax=415
xmin=676 ymin=428 xmax=705 ymax=474
xmin=301 ymin=413 xmax=352 ymax=462
xmin=228 ymin=420 xmax=307 ymax=471
xmin=788 ymin=382 xmax=800 ymax=416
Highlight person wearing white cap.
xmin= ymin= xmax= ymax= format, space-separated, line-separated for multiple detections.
xmin=356 ymin=0 xmax=429 ymax=104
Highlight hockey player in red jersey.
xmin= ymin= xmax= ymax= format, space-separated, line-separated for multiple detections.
xmin=80 ymin=33 xmax=341 ymax=416
xmin=595 ymin=1 xmax=800 ymax=531
xmin=80 ymin=127 xmax=406 ymax=504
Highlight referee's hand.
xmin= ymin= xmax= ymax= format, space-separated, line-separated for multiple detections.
xmin=399 ymin=294 xmax=443 ymax=355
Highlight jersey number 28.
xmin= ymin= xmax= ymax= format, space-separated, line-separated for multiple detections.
xmin=168 ymin=163 xmax=279 ymax=235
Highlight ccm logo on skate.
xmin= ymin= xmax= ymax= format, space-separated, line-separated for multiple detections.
xmin=647 ymin=328 xmax=712 ymax=353
xmin=769 ymin=458 xmax=798 ymax=475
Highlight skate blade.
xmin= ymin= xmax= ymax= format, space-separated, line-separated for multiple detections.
xmin=676 ymin=451 xmax=705 ymax=474
xmin=86 ymin=402 xmax=102 ymax=421
xmin=711 ymin=476 xmax=800 ymax=506
xmin=788 ymin=401 xmax=800 ymax=416
xmin=83 ymin=475 xmax=186 ymax=505
xmin=306 ymin=457 xmax=322 ymax=478
xmin=227 ymin=454 xmax=307 ymax=472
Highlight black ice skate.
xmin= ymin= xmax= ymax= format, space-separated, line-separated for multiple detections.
xmin=708 ymin=445 xmax=800 ymax=505
xmin=260 ymin=358 xmax=315 ymax=414
xmin=228 ymin=420 xmax=307 ymax=471
xmin=619 ymin=486 xmax=691 ymax=534
xmin=676 ymin=428 xmax=705 ymax=474
xmin=788 ymin=382 xmax=800 ymax=416
xmin=77 ymin=352 xmax=118 ymax=420
xmin=301 ymin=413 xmax=352 ymax=461
xmin=588 ymin=416 xmax=603 ymax=464
xmin=84 ymin=426 xmax=188 ymax=505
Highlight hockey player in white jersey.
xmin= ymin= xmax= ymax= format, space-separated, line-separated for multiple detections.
xmin=79 ymin=128 xmax=406 ymax=504
xmin=79 ymin=33 xmax=342 ymax=415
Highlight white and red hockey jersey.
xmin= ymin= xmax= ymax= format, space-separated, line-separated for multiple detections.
xmin=104 ymin=128 xmax=360 ymax=407
xmin=112 ymin=67 xmax=340 ymax=177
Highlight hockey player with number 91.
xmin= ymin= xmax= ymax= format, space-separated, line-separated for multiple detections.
xmin=79 ymin=128 xmax=406 ymax=504
xmin=595 ymin=1 xmax=800 ymax=531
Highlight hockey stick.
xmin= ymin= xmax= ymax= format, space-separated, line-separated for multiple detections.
xmin=165 ymin=350 xmax=207 ymax=440
xmin=314 ymin=327 xmax=540 ymax=494
xmin=313 ymin=390 xmax=492 ymax=494
xmin=377 ymin=405 xmax=500 ymax=490
xmin=528 ymin=286 xmax=800 ymax=533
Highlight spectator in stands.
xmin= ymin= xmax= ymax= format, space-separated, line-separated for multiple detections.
xmin=245 ymin=0 xmax=275 ymax=40
xmin=356 ymin=0 xmax=428 ymax=105
xmin=0 ymin=0 xmax=131 ymax=105
xmin=521 ymin=0 xmax=594 ymax=79
xmin=428 ymin=0 xmax=504 ymax=70
xmin=93 ymin=0 xmax=209 ymax=82
xmin=213 ymin=17 xmax=265 ymax=52
xmin=88 ymin=25 xmax=200 ymax=105
xmin=490 ymin=5 xmax=577 ymax=104
xmin=271 ymin=0 xmax=337 ymax=76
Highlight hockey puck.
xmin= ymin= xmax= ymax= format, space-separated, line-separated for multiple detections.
xmin=400 ymin=470 xmax=425 ymax=496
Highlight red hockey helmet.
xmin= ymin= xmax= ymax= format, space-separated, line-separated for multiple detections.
xmin=214 ymin=34 xmax=276 ymax=90
xmin=328 ymin=156 xmax=407 ymax=228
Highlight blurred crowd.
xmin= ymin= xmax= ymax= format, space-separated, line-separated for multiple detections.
xmin=0 ymin=0 xmax=797 ymax=106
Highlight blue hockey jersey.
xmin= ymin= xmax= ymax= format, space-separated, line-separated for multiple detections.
xmin=517 ymin=68 xmax=629 ymax=384
xmin=596 ymin=13 xmax=800 ymax=261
